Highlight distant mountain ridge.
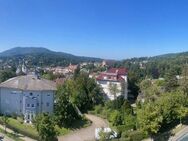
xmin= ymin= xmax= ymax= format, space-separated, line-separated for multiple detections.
xmin=0 ymin=47 xmax=75 ymax=57
xmin=0 ymin=47 xmax=102 ymax=67
xmin=153 ymin=51 xmax=188 ymax=59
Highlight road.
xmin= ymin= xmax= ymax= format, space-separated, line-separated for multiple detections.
xmin=58 ymin=114 xmax=108 ymax=141
xmin=169 ymin=126 xmax=188 ymax=141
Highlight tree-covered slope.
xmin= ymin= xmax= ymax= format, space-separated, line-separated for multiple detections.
xmin=0 ymin=47 xmax=102 ymax=67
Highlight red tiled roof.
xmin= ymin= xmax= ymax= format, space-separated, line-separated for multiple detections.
xmin=107 ymin=68 xmax=128 ymax=75
xmin=96 ymin=68 xmax=127 ymax=82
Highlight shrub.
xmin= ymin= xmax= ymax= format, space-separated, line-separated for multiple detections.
xmin=116 ymin=125 xmax=134 ymax=134
xmin=128 ymin=130 xmax=146 ymax=141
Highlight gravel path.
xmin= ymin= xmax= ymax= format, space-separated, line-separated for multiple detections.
xmin=58 ymin=114 xmax=108 ymax=141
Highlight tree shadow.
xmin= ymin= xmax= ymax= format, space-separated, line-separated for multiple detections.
xmin=68 ymin=118 xmax=92 ymax=130
xmin=154 ymin=131 xmax=174 ymax=141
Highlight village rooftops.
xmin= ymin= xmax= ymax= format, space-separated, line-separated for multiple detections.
xmin=0 ymin=74 xmax=57 ymax=91
xmin=106 ymin=68 xmax=128 ymax=75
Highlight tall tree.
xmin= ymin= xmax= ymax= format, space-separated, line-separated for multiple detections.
xmin=164 ymin=68 xmax=178 ymax=92
xmin=108 ymin=83 xmax=120 ymax=100
xmin=137 ymin=102 xmax=163 ymax=138
xmin=180 ymin=65 xmax=188 ymax=94
xmin=34 ymin=113 xmax=58 ymax=141
xmin=55 ymin=85 xmax=79 ymax=127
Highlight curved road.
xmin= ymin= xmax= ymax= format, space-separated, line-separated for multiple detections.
xmin=58 ymin=114 xmax=108 ymax=141
xmin=169 ymin=126 xmax=188 ymax=141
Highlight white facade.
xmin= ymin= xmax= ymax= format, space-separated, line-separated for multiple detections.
xmin=97 ymin=76 xmax=128 ymax=100
xmin=96 ymin=68 xmax=128 ymax=101
xmin=0 ymin=88 xmax=55 ymax=123
xmin=0 ymin=74 xmax=56 ymax=123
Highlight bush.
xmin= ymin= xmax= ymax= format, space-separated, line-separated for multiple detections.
xmin=128 ymin=130 xmax=146 ymax=141
xmin=108 ymin=111 xmax=123 ymax=126
xmin=120 ymin=130 xmax=147 ymax=141
xmin=11 ymin=113 xmax=17 ymax=119
xmin=116 ymin=125 xmax=134 ymax=134
xmin=95 ymin=105 xmax=103 ymax=114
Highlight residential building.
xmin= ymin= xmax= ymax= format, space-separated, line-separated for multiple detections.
xmin=96 ymin=68 xmax=128 ymax=100
xmin=0 ymin=74 xmax=56 ymax=123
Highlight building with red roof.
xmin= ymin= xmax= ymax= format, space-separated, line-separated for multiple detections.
xmin=96 ymin=68 xmax=128 ymax=100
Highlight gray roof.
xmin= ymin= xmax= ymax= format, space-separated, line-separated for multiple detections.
xmin=0 ymin=75 xmax=57 ymax=91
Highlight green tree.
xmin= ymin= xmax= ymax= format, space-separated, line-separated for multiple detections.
xmin=34 ymin=113 xmax=58 ymax=141
xmin=0 ymin=69 xmax=16 ymax=82
xmin=108 ymin=83 xmax=120 ymax=100
xmin=55 ymin=85 xmax=79 ymax=127
xmin=71 ymin=73 xmax=104 ymax=112
xmin=180 ymin=65 xmax=188 ymax=94
xmin=137 ymin=102 xmax=163 ymax=138
xmin=177 ymin=106 xmax=188 ymax=124
xmin=164 ymin=68 xmax=178 ymax=92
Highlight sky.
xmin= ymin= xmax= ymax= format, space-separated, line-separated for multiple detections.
xmin=0 ymin=0 xmax=188 ymax=59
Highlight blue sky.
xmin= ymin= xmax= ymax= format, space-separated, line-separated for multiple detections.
xmin=0 ymin=0 xmax=188 ymax=59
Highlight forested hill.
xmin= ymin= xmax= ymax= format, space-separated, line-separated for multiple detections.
xmin=115 ymin=51 xmax=188 ymax=79
xmin=151 ymin=51 xmax=188 ymax=60
xmin=0 ymin=47 xmax=102 ymax=67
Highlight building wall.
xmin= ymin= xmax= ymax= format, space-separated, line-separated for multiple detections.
xmin=0 ymin=88 xmax=54 ymax=121
xmin=97 ymin=76 xmax=128 ymax=100
xmin=41 ymin=91 xmax=54 ymax=114
xmin=0 ymin=88 xmax=22 ymax=115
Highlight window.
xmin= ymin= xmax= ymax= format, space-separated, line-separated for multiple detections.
xmin=46 ymin=102 xmax=50 ymax=107
xmin=37 ymin=103 xmax=39 ymax=106
xmin=27 ymin=104 xmax=30 ymax=107
xmin=47 ymin=94 xmax=50 ymax=96
xmin=31 ymin=104 xmax=35 ymax=107
xmin=30 ymin=93 xmax=33 ymax=96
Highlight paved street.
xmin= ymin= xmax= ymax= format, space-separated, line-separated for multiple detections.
xmin=169 ymin=126 xmax=188 ymax=141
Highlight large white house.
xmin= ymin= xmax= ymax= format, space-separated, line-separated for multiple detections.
xmin=96 ymin=68 xmax=128 ymax=100
xmin=0 ymin=74 xmax=56 ymax=123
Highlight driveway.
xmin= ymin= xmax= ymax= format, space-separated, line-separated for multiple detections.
xmin=58 ymin=114 xmax=108 ymax=141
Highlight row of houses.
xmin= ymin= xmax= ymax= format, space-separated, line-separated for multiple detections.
xmin=43 ymin=63 xmax=78 ymax=75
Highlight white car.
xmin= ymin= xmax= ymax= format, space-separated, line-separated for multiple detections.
xmin=95 ymin=127 xmax=118 ymax=140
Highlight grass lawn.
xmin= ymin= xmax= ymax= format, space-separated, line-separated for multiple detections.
xmin=4 ymin=117 xmax=39 ymax=140
xmin=0 ymin=115 xmax=92 ymax=139
xmin=0 ymin=126 xmax=24 ymax=141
